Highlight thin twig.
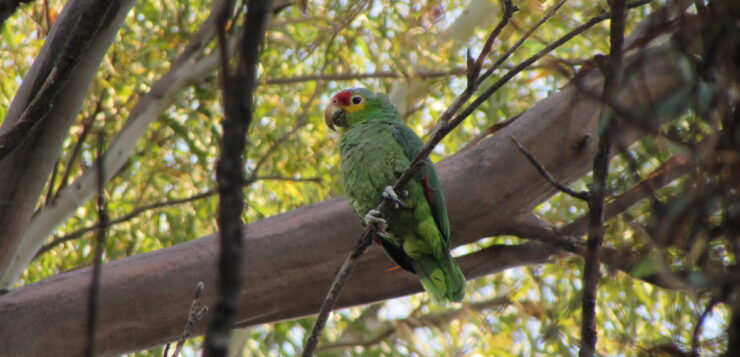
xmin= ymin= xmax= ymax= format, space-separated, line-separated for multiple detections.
xmin=85 ymin=135 xmax=108 ymax=357
xmin=460 ymin=113 xmax=521 ymax=151
xmin=467 ymin=0 xmax=518 ymax=81
xmin=0 ymin=0 xmax=36 ymax=29
xmin=301 ymin=2 xmax=518 ymax=355
xmin=475 ymin=0 xmax=568 ymax=87
xmin=509 ymin=135 xmax=590 ymax=201
xmin=316 ymin=297 xmax=511 ymax=353
xmin=579 ymin=0 xmax=627 ymax=355
xmin=165 ymin=282 xmax=209 ymax=357
xmin=35 ymin=176 xmax=318 ymax=259
xmin=566 ymin=59 xmax=691 ymax=151
xmin=250 ymin=85 xmax=322 ymax=177
xmin=204 ymin=0 xmax=272 ymax=355
xmin=460 ymin=0 xmax=569 ymax=150
xmin=560 ymin=153 xmax=692 ymax=237
xmin=262 ymin=63 xmax=563 ymax=85
xmin=510 ymin=215 xmax=696 ymax=291
xmin=46 ymin=90 xmax=107 ymax=205
xmin=264 ymin=68 xmax=468 ymax=85
xmin=691 ymin=298 xmax=718 ymax=357
xmin=446 ymin=0 xmax=651 ymax=137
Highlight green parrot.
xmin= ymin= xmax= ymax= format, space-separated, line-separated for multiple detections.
xmin=324 ymin=88 xmax=465 ymax=302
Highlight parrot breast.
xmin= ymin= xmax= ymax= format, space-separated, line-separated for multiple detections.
xmin=339 ymin=121 xmax=404 ymax=217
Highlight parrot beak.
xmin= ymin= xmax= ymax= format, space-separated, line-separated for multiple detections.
xmin=324 ymin=103 xmax=346 ymax=131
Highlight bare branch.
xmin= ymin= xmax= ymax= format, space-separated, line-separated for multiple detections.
xmin=560 ymin=154 xmax=692 ymax=237
xmin=509 ymin=135 xmax=590 ymax=201
xmin=461 ymin=113 xmax=521 ymax=151
xmin=691 ymin=298 xmax=718 ymax=357
xmin=204 ymin=0 xmax=272 ymax=355
xmin=447 ymin=0 xmax=652 ymax=137
xmin=85 ymin=137 xmax=108 ymax=357
xmin=468 ymin=0 xmax=519 ymax=81
xmin=262 ymin=64 xmax=564 ymax=86
xmin=317 ymin=296 xmax=513 ymax=353
xmin=165 ymin=282 xmax=209 ymax=357
xmin=509 ymin=216 xmax=697 ymax=291
xmin=475 ymin=0 xmax=568 ymax=87
xmin=249 ymin=84 xmax=322 ymax=177
xmin=36 ymin=176 xmax=318 ymax=259
xmin=580 ymin=1 xmax=628 ymax=355
xmin=264 ymin=68 xmax=469 ymax=85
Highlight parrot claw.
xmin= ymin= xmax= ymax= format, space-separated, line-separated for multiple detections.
xmin=382 ymin=186 xmax=407 ymax=208
xmin=365 ymin=209 xmax=389 ymax=236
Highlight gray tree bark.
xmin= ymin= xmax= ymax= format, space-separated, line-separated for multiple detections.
xmin=0 ymin=0 xmax=136 ymax=278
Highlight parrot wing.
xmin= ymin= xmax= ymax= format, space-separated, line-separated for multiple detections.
xmin=389 ymin=122 xmax=451 ymax=247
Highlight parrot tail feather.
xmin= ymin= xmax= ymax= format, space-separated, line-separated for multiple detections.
xmin=411 ymin=253 xmax=465 ymax=303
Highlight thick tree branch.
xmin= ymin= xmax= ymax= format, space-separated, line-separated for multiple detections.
xmin=0 ymin=0 xmax=137 ymax=286
xmin=0 ymin=1 xmax=116 ymax=161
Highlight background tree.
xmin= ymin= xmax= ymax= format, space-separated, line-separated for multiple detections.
xmin=0 ymin=0 xmax=737 ymax=356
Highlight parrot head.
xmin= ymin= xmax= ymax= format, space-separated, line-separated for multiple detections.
xmin=324 ymin=88 xmax=398 ymax=131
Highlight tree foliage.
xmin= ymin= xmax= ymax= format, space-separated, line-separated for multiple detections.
xmin=0 ymin=0 xmax=737 ymax=356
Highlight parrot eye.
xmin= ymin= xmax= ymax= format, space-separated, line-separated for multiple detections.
xmin=351 ymin=96 xmax=363 ymax=105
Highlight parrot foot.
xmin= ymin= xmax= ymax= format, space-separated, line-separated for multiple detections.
xmin=382 ymin=186 xmax=407 ymax=208
xmin=365 ymin=209 xmax=390 ymax=237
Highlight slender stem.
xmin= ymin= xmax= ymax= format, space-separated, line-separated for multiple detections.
xmin=35 ymin=175 xmax=320 ymax=259
xmin=168 ymin=282 xmax=209 ymax=357
xmin=85 ymin=136 xmax=108 ymax=357
xmin=579 ymin=0 xmax=626 ymax=356
xmin=691 ymin=298 xmax=718 ymax=356
xmin=510 ymin=135 xmax=590 ymax=201
xmin=204 ymin=0 xmax=272 ymax=355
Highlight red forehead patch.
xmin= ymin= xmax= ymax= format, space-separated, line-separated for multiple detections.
xmin=332 ymin=90 xmax=351 ymax=106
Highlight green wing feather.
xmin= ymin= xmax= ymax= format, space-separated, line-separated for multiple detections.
xmin=389 ymin=122 xmax=451 ymax=246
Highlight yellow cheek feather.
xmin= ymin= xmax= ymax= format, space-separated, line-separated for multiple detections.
xmin=343 ymin=102 xmax=366 ymax=114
